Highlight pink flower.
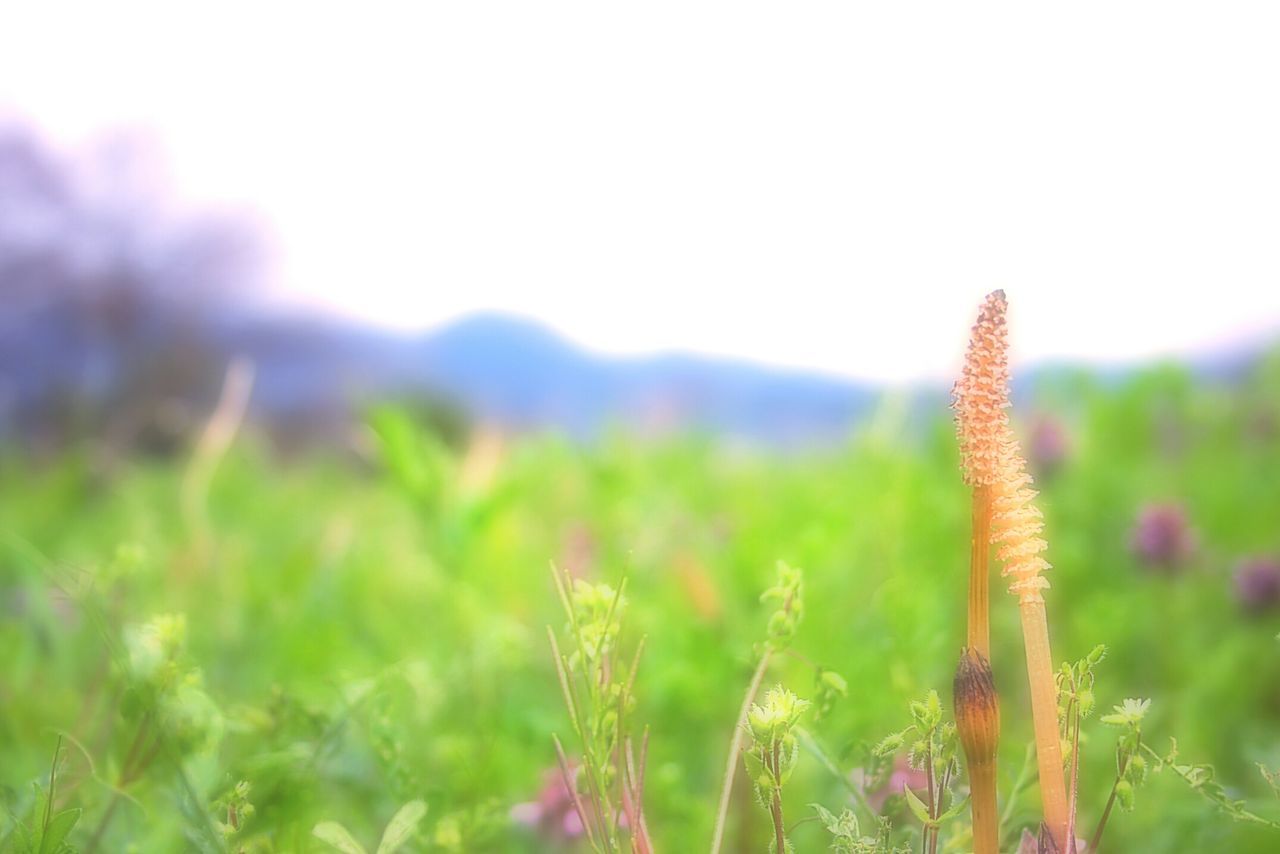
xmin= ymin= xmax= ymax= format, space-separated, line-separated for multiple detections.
xmin=510 ymin=766 xmax=585 ymax=841
xmin=852 ymin=755 xmax=930 ymax=814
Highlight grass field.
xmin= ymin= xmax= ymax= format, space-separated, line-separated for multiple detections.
xmin=3 ymin=358 xmax=1280 ymax=852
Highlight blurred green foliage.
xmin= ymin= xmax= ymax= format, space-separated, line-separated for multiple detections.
xmin=2 ymin=357 xmax=1280 ymax=851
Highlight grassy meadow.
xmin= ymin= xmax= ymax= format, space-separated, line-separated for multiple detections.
xmin=3 ymin=358 xmax=1280 ymax=852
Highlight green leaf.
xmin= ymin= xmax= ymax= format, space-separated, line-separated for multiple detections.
xmin=313 ymin=821 xmax=368 ymax=854
xmin=810 ymin=803 xmax=840 ymax=833
xmin=901 ymin=784 xmax=933 ymax=826
xmin=935 ymin=795 xmax=969 ymax=823
xmin=11 ymin=821 xmax=36 ymax=854
xmin=376 ymin=800 xmax=427 ymax=854
xmin=37 ymin=808 xmax=81 ymax=854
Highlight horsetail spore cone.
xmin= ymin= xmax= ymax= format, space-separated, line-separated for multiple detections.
xmin=954 ymin=290 xmax=1010 ymax=491
xmin=953 ymin=289 xmax=1008 ymax=658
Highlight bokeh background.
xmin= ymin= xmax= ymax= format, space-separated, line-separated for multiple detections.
xmin=3 ymin=3 xmax=1280 ymax=852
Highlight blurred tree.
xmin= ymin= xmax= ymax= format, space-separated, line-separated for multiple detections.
xmin=0 ymin=124 xmax=265 ymax=456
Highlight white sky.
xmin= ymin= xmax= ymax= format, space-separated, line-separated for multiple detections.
xmin=3 ymin=2 xmax=1279 ymax=381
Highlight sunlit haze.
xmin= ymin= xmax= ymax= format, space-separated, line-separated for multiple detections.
xmin=4 ymin=2 xmax=1279 ymax=381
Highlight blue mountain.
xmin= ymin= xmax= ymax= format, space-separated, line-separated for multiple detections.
xmin=226 ymin=311 xmax=880 ymax=443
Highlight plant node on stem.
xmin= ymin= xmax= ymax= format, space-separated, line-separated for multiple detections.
xmin=954 ymin=647 xmax=1000 ymax=854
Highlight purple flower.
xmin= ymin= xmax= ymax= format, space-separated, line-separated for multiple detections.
xmin=1130 ymin=503 xmax=1197 ymax=571
xmin=1234 ymin=557 xmax=1280 ymax=614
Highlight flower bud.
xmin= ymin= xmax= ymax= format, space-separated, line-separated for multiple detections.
xmin=1115 ymin=778 xmax=1135 ymax=811
xmin=747 ymin=686 xmax=809 ymax=743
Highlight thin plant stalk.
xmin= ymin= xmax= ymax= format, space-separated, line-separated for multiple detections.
xmin=967 ymin=484 xmax=993 ymax=657
xmin=709 ymin=650 xmax=772 ymax=854
xmin=995 ymin=442 xmax=1068 ymax=851
xmin=935 ymin=762 xmax=954 ymax=854
xmin=554 ymin=734 xmax=602 ymax=853
xmin=711 ymin=564 xmax=800 ymax=854
xmin=617 ymin=640 xmax=653 ymax=854
xmin=548 ymin=566 xmax=635 ymax=853
xmin=1065 ymin=700 xmax=1082 ymax=854
xmin=768 ymin=739 xmax=786 ymax=854
xmin=623 ymin=731 xmax=653 ymax=854
xmin=924 ymin=740 xmax=937 ymax=854
xmin=1018 ymin=601 xmax=1069 ymax=850
xmin=1086 ymin=744 xmax=1134 ymax=854
xmin=43 ymin=735 xmax=63 ymax=833
xmin=86 ymin=711 xmax=154 ymax=854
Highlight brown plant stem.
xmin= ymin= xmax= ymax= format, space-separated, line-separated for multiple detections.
xmin=968 ymin=484 xmax=993 ymax=657
xmin=769 ymin=741 xmax=787 ymax=854
xmin=1018 ymin=601 xmax=1069 ymax=851
xmin=770 ymin=788 xmax=786 ymax=853
xmin=969 ymin=761 xmax=999 ymax=854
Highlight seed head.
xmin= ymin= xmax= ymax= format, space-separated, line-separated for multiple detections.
xmin=953 ymin=290 xmax=1010 ymax=486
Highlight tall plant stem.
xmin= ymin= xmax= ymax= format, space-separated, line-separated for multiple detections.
xmin=968 ymin=760 xmax=999 ymax=854
xmin=967 ymin=485 xmax=993 ymax=657
xmin=709 ymin=650 xmax=772 ymax=854
xmin=962 ymin=483 xmax=998 ymax=854
xmin=955 ymin=648 xmax=1000 ymax=854
xmin=1018 ymin=601 xmax=1068 ymax=851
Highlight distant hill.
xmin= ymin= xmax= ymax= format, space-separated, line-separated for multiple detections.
xmin=224 ymin=311 xmax=882 ymax=444
xmin=5 ymin=298 xmax=1275 ymax=451
xmin=2 ymin=297 xmax=886 ymax=446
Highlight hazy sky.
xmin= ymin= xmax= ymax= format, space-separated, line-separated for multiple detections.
xmin=4 ymin=2 xmax=1279 ymax=381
